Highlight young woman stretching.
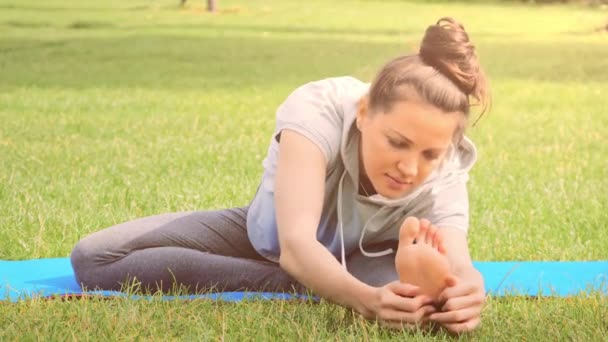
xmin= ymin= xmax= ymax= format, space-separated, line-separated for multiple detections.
xmin=71 ymin=17 xmax=490 ymax=333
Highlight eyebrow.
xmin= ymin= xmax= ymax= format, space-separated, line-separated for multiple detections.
xmin=388 ymin=129 xmax=446 ymax=152
xmin=388 ymin=129 xmax=415 ymax=145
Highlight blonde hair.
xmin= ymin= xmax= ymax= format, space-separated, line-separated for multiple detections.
xmin=368 ymin=17 xmax=490 ymax=140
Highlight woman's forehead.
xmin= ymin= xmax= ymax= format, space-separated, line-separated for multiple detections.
xmin=375 ymin=100 xmax=459 ymax=148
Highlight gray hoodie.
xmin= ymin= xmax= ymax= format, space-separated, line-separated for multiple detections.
xmin=247 ymin=76 xmax=476 ymax=271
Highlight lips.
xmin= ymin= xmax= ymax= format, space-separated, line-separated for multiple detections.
xmin=386 ymin=174 xmax=412 ymax=185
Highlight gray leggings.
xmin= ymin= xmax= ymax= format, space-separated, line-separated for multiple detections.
xmin=70 ymin=207 xmax=399 ymax=294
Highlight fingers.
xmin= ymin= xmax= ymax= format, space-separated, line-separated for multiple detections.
xmin=385 ymin=282 xmax=435 ymax=312
xmin=429 ymin=306 xmax=482 ymax=325
xmin=437 ymin=281 xmax=480 ymax=303
xmin=442 ymin=317 xmax=482 ymax=334
xmin=386 ymin=281 xmax=422 ymax=297
xmin=399 ymin=217 xmax=419 ymax=245
xmin=377 ymin=305 xmax=437 ymax=330
xmin=429 ymin=280 xmax=486 ymax=333
xmin=439 ymin=292 xmax=485 ymax=313
xmin=371 ymin=282 xmax=440 ymax=330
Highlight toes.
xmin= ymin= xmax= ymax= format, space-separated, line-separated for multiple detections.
xmin=398 ymin=217 xmax=447 ymax=253
xmin=435 ymin=232 xmax=447 ymax=255
xmin=417 ymin=219 xmax=429 ymax=245
xmin=418 ymin=219 xmax=443 ymax=251
xmin=427 ymin=228 xmax=437 ymax=248
xmin=425 ymin=220 xmax=439 ymax=245
xmin=399 ymin=217 xmax=420 ymax=245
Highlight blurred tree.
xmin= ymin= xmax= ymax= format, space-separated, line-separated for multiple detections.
xmin=180 ymin=0 xmax=216 ymax=12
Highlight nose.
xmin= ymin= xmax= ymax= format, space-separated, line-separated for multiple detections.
xmin=397 ymin=153 xmax=418 ymax=179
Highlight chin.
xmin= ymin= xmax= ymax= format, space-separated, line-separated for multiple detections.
xmin=378 ymin=189 xmax=410 ymax=199
xmin=382 ymin=185 xmax=418 ymax=199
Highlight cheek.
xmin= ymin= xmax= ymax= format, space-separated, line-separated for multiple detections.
xmin=364 ymin=147 xmax=382 ymax=170
xmin=416 ymin=159 xmax=441 ymax=179
xmin=363 ymin=138 xmax=393 ymax=172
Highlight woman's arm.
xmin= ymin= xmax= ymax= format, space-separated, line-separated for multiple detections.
xmin=437 ymin=227 xmax=481 ymax=280
xmin=430 ymin=226 xmax=486 ymax=333
xmin=275 ymin=130 xmax=434 ymax=326
xmin=275 ymin=129 xmax=373 ymax=314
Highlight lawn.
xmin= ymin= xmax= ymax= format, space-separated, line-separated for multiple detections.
xmin=1 ymin=0 xmax=607 ymax=339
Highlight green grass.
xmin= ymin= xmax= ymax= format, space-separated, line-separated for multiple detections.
xmin=1 ymin=0 xmax=607 ymax=339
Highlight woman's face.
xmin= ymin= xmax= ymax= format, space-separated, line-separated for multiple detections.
xmin=357 ymin=97 xmax=461 ymax=199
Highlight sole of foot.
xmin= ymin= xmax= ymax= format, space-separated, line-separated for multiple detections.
xmin=395 ymin=217 xmax=455 ymax=301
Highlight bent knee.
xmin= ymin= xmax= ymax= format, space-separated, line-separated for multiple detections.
xmin=70 ymin=236 xmax=107 ymax=287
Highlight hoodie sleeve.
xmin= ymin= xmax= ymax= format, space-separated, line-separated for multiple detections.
xmin=273 ymin=77 xmax=353 ymax=168
xmin=426 ymin=180 xmax=470 ymax=233
xmin=423 ymin=136 xmax=477 ymax=233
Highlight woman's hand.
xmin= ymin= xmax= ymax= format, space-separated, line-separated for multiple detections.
xmin=360 ymin=281 xmax=437 ymax=330
xmin=429 ymin=271 xmax=486 ymax=333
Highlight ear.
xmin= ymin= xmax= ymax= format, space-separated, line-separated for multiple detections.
xmin=356 ymin=95 xmax=370 ymax=130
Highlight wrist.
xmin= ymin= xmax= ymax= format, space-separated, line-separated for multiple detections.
xmin=349 ymin=282 xmax=376 ymax=318
xmin=455 ymin=265 xmax=484 ymax=287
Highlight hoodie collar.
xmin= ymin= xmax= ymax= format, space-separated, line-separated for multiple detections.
xmin=335 ymin=87 xmax=478 ymax=271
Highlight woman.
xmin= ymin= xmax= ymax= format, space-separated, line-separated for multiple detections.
xmin=71 ymin=17 xmax=489 ymax=333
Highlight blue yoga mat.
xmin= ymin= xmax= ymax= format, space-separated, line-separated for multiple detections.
xmin=1 ymin=258 xmax=607 ymax=302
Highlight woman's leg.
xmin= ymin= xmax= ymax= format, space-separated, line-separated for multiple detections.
xmin=70 ymin=207 xmax=304 ymax=293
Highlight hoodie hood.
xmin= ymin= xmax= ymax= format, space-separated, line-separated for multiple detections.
xmin=335 ymin=90 xmax=477 ymax=271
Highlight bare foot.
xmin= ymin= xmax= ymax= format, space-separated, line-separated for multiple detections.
xmin=394 ymin=217 xmax=455 ymax=301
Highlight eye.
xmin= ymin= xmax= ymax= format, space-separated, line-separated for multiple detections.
xmin=388 ymin=137 xmax=409 ymax=149
xmin=423 ymin=151 xmax=440 ymax=160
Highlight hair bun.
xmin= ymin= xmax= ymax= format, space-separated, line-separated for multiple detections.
xmin=419 ymin=17 xmax=488 ymax=110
